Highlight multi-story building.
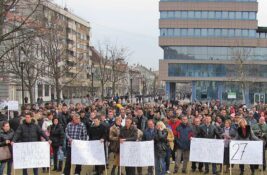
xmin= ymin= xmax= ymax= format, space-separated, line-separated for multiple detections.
xmin=159 ymin=0 xmax=267 ymax=104
xmin=1 ymin=0 xmax=92 ymax=104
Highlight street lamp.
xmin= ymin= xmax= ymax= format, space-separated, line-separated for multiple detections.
xmin=90 ymin=64 xmax=96 ymax=97
xmin=130 ymin=77 xmax=133 ymax=103
xmin=19 ymin=47 xmax=25 ymax=105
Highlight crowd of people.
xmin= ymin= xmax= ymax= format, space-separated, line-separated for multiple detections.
xmin=0 ymin=98 xmax=267 ymax=175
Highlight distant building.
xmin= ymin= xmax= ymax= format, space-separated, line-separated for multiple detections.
xmin=159 ymin=0 xmax=267 ymax=104
xmin=1 ymin=0 xmax=92 ymax=103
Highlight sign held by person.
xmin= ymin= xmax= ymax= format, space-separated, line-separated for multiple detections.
xmin=190 ymin=138 xmax=224 ymax=164
xmin=71 ymin=140 xmax=106 ymax=165
xmin=13 ymin=142 xmax=50 ymax=169
xmin=230 ymin=140 xmax=263 ymax=165
xmin=7 ymin=101 xmax=19 ymax=111
xmin=120 ymin=141 xmax=155 ymax=167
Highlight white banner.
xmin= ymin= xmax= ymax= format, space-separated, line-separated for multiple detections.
xmin=13 ymin=142 xmax=50 ymax=169
xmin=71 ymin=140 xmax=106 ymax=165
xmin=7 ymin=101 xmax=19 ymax=111
xmin=120 ymin=141 xmax=155 ymax=167
xmin=230 ymin=140 xmax=263 ymax=165
xmin=189 ymin=138 xmax=224 ymax=164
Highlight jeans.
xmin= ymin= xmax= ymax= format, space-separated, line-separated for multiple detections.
xmin=165 ymin=147 xmax=171 ymax=171
xmin=63 ymin=147 xmax=82 ymax=175
xmin=52 ymin=146 xmax=59 ymax=169
xmin=204 ymin=163 xmax=217 ymax=174
xmin=22 ymin=168 xmax=38 ymax=175
xmin=0 ymin=160 xmax=12 ymax=175
xmin=155 ymin=154 xmax=166 ymax=175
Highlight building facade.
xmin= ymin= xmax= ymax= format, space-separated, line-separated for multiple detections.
xmin=159 ymin=0 xmax=267 ymax=104
xmin=1 ymin=1 xmax=92 ymax=104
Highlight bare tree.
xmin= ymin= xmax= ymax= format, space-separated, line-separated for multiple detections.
xmin=4 ymin=36 xmax=44 ymax=104
xmin=109 ymin=45 xmax=129 ymax=96
xmin=228 ymin=47 xmax=252 ymax=104
xmin=0 ymin=0 xmax=43 ymax=60
xmin=39 ymin=23 xmax=87 ymax=104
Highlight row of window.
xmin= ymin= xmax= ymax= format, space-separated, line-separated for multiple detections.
xmin=160 ymin=0 xmax=256 ymax=2
xmin=257 ymin=32 xmax=267 ymax=39
xmin=160 ymin=28 xmax=256 ymax=38
xmin=163 ymin=46 xmax=267 ymax=61
xmin=168 ymin=64 xmax=267 ymax=78
xmin=160 ymin=11 xmax=257 ymax=20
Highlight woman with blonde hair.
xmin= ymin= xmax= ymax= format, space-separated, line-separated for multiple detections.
xmin=234 ymin=118 xmax=260 ymax=175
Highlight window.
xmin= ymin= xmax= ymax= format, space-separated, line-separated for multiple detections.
xmin=188 ymin=29 xmax=194 ymax=36
xmin=201 ymin=29 xmax=208 ymax=36
xmin=195 ymin=11 xmax=201 ymax=19
xmin=249 ymin=30 xmax=256 ymax=37
xmin=160 ymin=12 xmax=167 ymax=18
xmin=229 ymin=29 xmax=235 ymax=37
xmin=160 ymin=29 xmax=167 ymax=36
xmin=229 ymin=12 xmax=235 ymax=19
xmin=235 ymin=29 xmax=241 ymax=37
xmin=175 ymin=11 xmax=181 ymax=18
xmin=202 ymin=11 xmax=208 ymax=18
xmin=45 ymin=85 xmax=50 ymax=97
xmin=181 ymin=11 xmax=187 ymax=18
xmin=208 ymin=29 xmax=214 ymax=36
xmin=215 ymin=29 xmax=221 ymax=37
xmin=242 ymin=12 xmax=249 ymax=19
xmin=174 ymin=29 xmax=180 ymax=36
xmin=208 ymin=11 xmax=215 ymax=19
xmin=38 ymin=84 xmax=43 ymax=97
xmin=222 ymin=29 xmax=228 ymax=37
xmin=195 ymin=29 xmax=201 ymax=36
xmin=215 ymin=11 xmax=222 ymax=19
xmin=188 ymin=11 xmax=194 ymax=18
xmin=167 ymin=29 xmax=174 ymax=36
xmin=236 ymin=12 xmax=242 ymax=19
xmin=181 ymin=29 xmax=187 ymax=36
xmin=242 ymin=29 xmax=249 ymax=37
xmin=222 ymin=12 xmax=228 ymax=19
xmin=168 ymin=11 xmax=175 ymax=18
xmin=249 ymin=12 xmax=256 ymax=20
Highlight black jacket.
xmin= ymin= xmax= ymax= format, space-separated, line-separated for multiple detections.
xmin=0 ymin=129 xmax=14 ymax=147
xmin=119 ymin=125 xmax=138 ymax=141
xmin=49 ymin=124 xmax=64 ymax=147
xmin=154 ymin=129 xmax=168 ymax=156
xmin=58 ymin=112 xmax=71 ymax=130
xmin=89 ymin=124 xmax=106 ymax=140
xmin=9 ymin=116 xmax=21 ymax=131
xmin=13 ymin=120 xmax=49 ymax=142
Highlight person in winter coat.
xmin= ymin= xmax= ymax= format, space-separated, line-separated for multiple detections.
xmin=234 ymin=118 xmax=260 ymax=175
xmin=12 ymin=112 xmax=51 ymax=175
xmin=143 ymin=119 xmax=157 ymax=175
xmin=58 ymin=104 xmax=71 ymax=130
xmin=221 ymin=120 xmax=236 ymax=173
xmin=191 ymin=117 xmax=203 ymax=172
xmin=199 ymin=115 xmax=222 ymax=175
xmin=119 ymin=117 xmax=138 ymax=175
xmin=252 ymin=116 xmax=267 ymax=171
xmin=154 ymin=121 xmax=168 ymax=175
xmin=0 ymin=122 xmax=14 ymax=175
xmin=109 ymin=117 xmax=122 ymax=175
xmin=133 ymin=109 xmax=148 ymax=132
xmin=49 ymin=117 xmax=64 ymax=172
xmin=89 ymin=117 xmax=106 ymax=175
xmin=174 ymin=116 xmax=193 ymax=174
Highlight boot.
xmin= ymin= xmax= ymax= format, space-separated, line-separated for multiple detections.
xmin=111 ymin=166 xmax=116 ymax=175
xmin=57 ymin=161 xmax=63 ymax=172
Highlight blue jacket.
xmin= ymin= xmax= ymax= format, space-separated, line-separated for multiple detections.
xmin=143 ymin=128 xmax=156 ymax=141
xmin=176 ymin=124 xmax=193 ymax=150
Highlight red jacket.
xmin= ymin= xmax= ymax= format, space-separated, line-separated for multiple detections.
xmin=168 ymin=119 xmax=181 ymax=136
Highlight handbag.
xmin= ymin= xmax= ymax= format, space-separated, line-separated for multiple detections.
xmin=0 ymin=146 xmax=11 ymax=161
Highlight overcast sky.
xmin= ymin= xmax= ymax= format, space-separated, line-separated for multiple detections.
xmin=54 ymin=0 xmax=267 ymax=70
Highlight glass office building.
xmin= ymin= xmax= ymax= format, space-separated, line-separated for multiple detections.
xmin=159 ymin=0 xmax=267 ymax=104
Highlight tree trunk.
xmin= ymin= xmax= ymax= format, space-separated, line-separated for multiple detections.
xmin=55 ymin=79 xmax=61 ymax=105
xmin=101 ymin=81 xmax=105 ymax=100
xmin=27 ymin=86 xmax=34 ymax=105
xmin=112 ymin=81 xmax=116 ymax=96
xmin=241 ymin=82 xmax=246 ymax=104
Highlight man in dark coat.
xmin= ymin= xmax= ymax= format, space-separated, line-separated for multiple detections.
xmin=12 ymin=112 xmax=51 ymax=175
xmin=58 ymin=104 xmax=71 ymax=130
xmin=120 ymin=117 xmax=138 ymax=175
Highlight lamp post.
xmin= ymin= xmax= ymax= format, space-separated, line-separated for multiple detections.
xmin=19 ymin=47 xmax=25 ymax=105
xmin=90 ymin=64 xmax=96 ymax=97
xmin=130 ymin=77 xmax=133 ymax=103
